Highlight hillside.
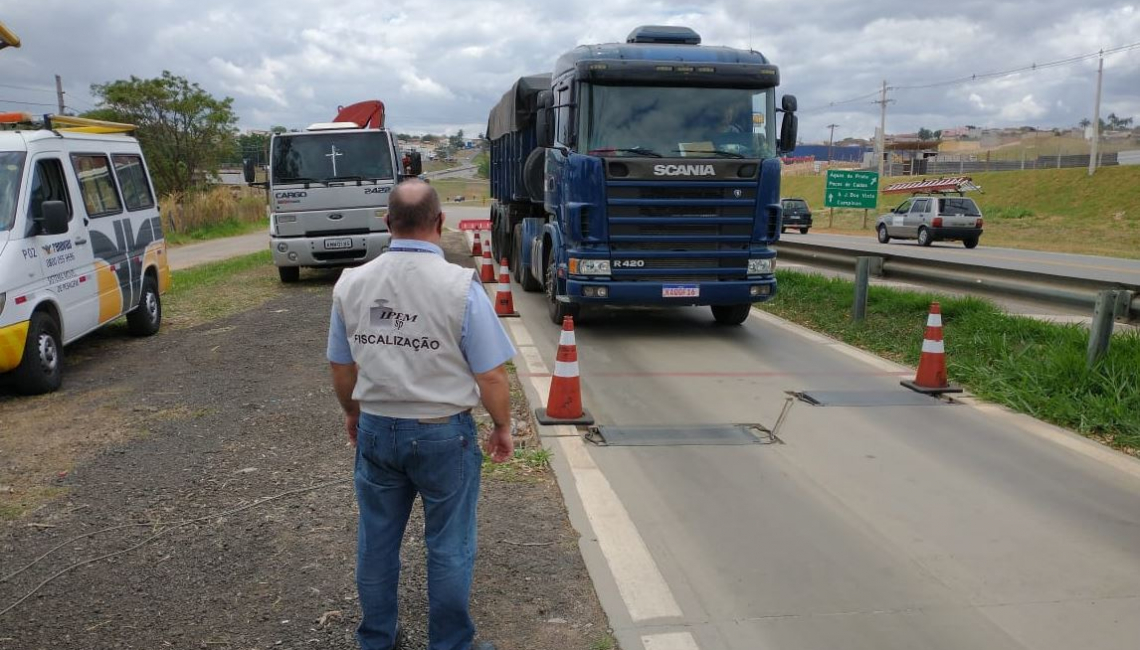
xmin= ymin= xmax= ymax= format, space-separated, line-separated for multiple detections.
xmin=780 ymin=166 xmax=1140 ymax=258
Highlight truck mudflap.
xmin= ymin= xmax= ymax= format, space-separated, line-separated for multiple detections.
xmin=564 ymin=277 xmax=776 ymax=305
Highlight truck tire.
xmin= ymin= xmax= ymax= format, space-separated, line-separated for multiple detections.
xmin=516 ymin=225 xmax=542 ymax=292
xmin=12 ymin=311 xmax=63 ymax=395
xmin=278 ymin=266 xmax=300 ymax=283
xmin=546 ymin=261 xmax=580 ymax=325
xmin=126 ymin=275 xmax=162 ymax=337
xmin=918 ymin=226 xmax=933 ymax=247
xmin=523 ymin=149 xmax=545 ymax=203
xmin=711 ymin=304 xmax=752 ymax=326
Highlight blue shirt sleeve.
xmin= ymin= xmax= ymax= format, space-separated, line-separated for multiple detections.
xmin=327 ymin=303 xmax=354 ymax=364
xmin=461 ymin=282 xmax=517 ymax=374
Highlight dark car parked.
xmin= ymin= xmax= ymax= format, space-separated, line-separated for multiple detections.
xmin=780 ymin=198 xmax=812 ymax=234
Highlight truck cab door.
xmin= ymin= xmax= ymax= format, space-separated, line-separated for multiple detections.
xmin=27 ymin=154 xmax=100 ymax=340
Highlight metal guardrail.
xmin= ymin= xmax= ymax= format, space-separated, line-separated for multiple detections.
xmin=774 ymin=240 xmax=1140 ymax=322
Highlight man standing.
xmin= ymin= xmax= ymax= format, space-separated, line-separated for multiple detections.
xmin=328 ymin=179 xmax=515 ymax=650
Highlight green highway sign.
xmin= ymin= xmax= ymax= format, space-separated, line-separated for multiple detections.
xmin=824 ymin=170 xmax=879 ymax=209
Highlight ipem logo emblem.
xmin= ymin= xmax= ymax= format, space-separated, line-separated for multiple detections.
xmin=369 ymin=298 xmax=418 ymax=330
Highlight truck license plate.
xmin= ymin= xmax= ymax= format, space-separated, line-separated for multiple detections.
xmin=323 ymin=237 xmax=353 ymax=250
xmin=662 ymin=284 xmax=700 ymax=298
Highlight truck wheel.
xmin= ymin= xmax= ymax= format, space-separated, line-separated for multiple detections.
xmin=918 ymin=227 xmax=933 ymax=247
xmin=877 ymin=224 xmax=890 ymax=243
xmin=517 ymin=227 xmax=542 ymax=292
xmin=711 ymin=304 xmax=752 ymax=326
xmin=546 ymin=261 xmax=580 ymax=325
xmin=13 ymin=312 xmax=63 ymax=395
xmin=127 ymin=275 xmax=162 ymax=337
xmin=278 ymin=266 xmax=300 ymax=283
xmin=963 ymin=237 xmax=979 ymax=249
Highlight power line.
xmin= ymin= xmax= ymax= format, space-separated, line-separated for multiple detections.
xmin=0 ymin=82 xmax=55 ymax=94
xmin=0 ymin=98 xmax=57 ymax=107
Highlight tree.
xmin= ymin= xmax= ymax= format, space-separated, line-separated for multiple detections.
xmin=1078 ymin=118 xmax=1091 ymax=128
xmin=87 ymin=71 xmax=238 ymax=195
xmin=421 ymin=134 xmax=438 ymax=143
xmin=933 ymin=129 xmax=942 ymax=139
xmin=917 ymin=127 xmax=934 ymax=141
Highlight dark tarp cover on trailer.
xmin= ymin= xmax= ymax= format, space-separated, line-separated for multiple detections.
xmin=486 ymin=74 xmax=552 ymax=141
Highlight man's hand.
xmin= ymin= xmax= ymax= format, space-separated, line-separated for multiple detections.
xmin=484 ymin=422 xmax=514 ymax=463
xmin=345 ymin=412 xmax=359 ymax=447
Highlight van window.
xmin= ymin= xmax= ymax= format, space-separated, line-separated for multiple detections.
xmin=938 ymin=198 xmax=981 ymax=217
xmin=25 ymin=158 xmax=74 ymax=237
xmin=112 ymin=154 xmax=155 ymax=211
xmin=0 ymin=152 xmax=25 ymax=232
xmin=71 ymin=154 xmax=123 ymax=217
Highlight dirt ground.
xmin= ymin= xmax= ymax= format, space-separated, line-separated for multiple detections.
xmin=0 ymin=233 xmax=613 ymax=649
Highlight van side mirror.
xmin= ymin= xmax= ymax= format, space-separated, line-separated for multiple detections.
xmin=408 ymin=152 xmax=423 ymax=176
xmin=243 ymin=158 xmax=256 ymax=184
xmin=38 ymin=200 xmax=69 ymax=236
xmin=536 ymin=90 xmax=554 ymax=148
xmin=777 ymin=94 xmax=797 ymax=155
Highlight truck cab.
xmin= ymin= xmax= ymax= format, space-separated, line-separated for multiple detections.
xmin=488 ymin=26 xmax=797 ymax=325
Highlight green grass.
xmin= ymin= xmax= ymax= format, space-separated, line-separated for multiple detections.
xmin=780 ymin=166 xmax=1140 ymax=258
xmin=589 ymin=634 xmax=617 ymax=650
xmin=166 ymin=217 xmax=267 ymax=246
xmin=482 ymin=446 xmax=553 ymax=482
xmin=167 ymin=250 xmax=273 ymax=296
xmin=761 ymin=270 xmax=1140 ymax=452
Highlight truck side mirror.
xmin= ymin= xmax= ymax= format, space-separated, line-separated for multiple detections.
xmin=408 ymin=152 xmax=423 ymax=176
xmin=38 ymin=200 xmax=69 ymax=236
xmin=243 ymin=158 xmax=255 ymax=184
xmin=536 ymin=90 xmax=554 ymax=148
xmin=777 ymin=94 xmax=798 ymax=155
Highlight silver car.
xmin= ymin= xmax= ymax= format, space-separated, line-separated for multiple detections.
xmin=875 ymin=195 xmax=984 ymax=249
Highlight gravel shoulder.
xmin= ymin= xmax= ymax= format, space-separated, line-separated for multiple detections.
xmin=0 ymin=232 xmax=612 ymax=649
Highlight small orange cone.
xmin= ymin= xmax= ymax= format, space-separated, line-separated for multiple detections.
xmin=536 ymin=316 xmax=594 ymax=425
xmin=471 ymin=229 xmax=483 ymax=257
xmin=494 ymin=257 xmax=520 ymax=318
xmin=901 ymin=302 xmax=961 ymax=395
xmin=479 ymin=246 xmax=495 ymax=283
xmin=482 ymin=230 xmax=493 ymax=260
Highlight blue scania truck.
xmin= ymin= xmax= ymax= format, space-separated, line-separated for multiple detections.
xmin=486 ymin=25 xmax=797 ymax=325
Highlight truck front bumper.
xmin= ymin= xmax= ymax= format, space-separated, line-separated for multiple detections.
xmin=270 ymin=232 xmax=392 ymax=268
xmin=566 ymin=277 xmax=777 ymax=306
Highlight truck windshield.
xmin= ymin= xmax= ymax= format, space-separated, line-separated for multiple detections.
xmin=0 ymin=152 xmax=26 ymax=232
xmin=271 ymin=132 xmax=394 ymax=184
xmin=583 ymin=85 xmax=776 ymax=159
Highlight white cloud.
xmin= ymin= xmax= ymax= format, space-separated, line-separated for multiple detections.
xmin=999 ymin=94 xmax=1047 ymax=121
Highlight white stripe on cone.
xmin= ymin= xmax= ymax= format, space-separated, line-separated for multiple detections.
xmin=554 ymin=360 xmax=580 ymax=377
xmin=922 ymin=339 xmax=945 ymax=354
xmin=927 ymin=313 xmax=943 ymax=327
xmin=498 ymin=283 xmax=510 ymax=292
xmin=559 ymin=330 xmax=575 ymax=346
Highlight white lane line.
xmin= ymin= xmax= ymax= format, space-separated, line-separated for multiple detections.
xmin=554 ymin=433 xmax=684 ymax=622
xmin=641 ymin=632 xmax=701 ymax=650
xmin=505 ymin=317 xmax=535 ymax=348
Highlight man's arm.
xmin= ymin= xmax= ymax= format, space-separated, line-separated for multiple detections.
xmin=327 ymin=301 xmax=359 ymax=446
xmin=474 ymin=364 xmax=513 ymax=462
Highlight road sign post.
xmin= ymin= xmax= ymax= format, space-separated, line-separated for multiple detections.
xmin=825 ymin=170 xmax=880 ymax=211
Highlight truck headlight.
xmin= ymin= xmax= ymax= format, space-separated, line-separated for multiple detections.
xmin=276 ymin=214 xmax=297 ymax=224
xmin=570 ymin=258 xmax=611 ymax=275
xmin=748 ymin=258 xmax=775 ymax=275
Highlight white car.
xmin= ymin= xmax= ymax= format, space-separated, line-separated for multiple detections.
xmin=876 ymin=195 xmax=984 ymax=249
xmin=0 ymin=114 xmax=170 ymax=394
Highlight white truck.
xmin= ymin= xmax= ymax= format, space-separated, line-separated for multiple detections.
xmin=244 ymin=101 xmax=422 ymax=282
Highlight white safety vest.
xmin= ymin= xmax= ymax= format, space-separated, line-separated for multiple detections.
xmin=333 ymin=248 xmax=479 ymax=418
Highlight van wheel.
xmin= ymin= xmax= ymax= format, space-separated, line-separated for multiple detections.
xmin=13 ymin=312 xmax=63 ymax=395
xmin=918 ymin=227 xmax=933 ymax=247
xmin=877 ymin=224 xmax=890 ymax=243
xmin=711 ymin=304 xmax=752 ymax=325
xmin=127 ymin=275 xmax=162 ymax=336
xmin=278 ymin=266 xmax=300 ymax=283
xmin=963 ymin=237 xmax=979 ymax=249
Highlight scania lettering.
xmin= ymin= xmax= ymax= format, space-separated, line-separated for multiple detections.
xmin=244 ymin=100 xmax=422 ymax=283
xmin=486 ymin=25 xmax=797 ymax=325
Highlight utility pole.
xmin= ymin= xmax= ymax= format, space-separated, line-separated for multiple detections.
xmin=1088 ymin=52 xmax=1103 ymax=176
xmin=826 ymin=123 xmax=839 ymax=165
xmin=874 ymin=80 xmax=892 ymax=181
xmin=55 ymin=75 xmax=65 ymax=114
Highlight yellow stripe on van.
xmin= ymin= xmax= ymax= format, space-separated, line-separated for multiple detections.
xmin=0 ymin=320 xmax=30 ymax=373
xmin=96 ymin=260 xmax=123 ymax=324
xmin=144 ymin=241 xmax=172 ymax=293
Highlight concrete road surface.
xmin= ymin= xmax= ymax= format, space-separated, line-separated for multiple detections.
xmin=780 ymin=231 xmax=1140 ymax=286
xmin=486 ymin=253 xmax=1140 ymax=650
xmin=167 ymin=232 xmax=267 ymax=270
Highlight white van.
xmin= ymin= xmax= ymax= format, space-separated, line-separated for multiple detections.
xmin=0 ymin=114 xmax=170 ymax=394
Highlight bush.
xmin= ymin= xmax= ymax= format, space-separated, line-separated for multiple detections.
xmin=159 ymin=186 xmax=266 ymax=235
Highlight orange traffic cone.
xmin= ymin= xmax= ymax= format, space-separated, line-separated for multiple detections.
xmin=471 ymin=229 xmax=483 ymax=257
xmin=901 ymin=302 xmax=961 ymax=395
xmin=536 ymin=316 xmax=594 ymax=425
xmin=494 ymin=257 xmax=520 ymax=318
xmin=479 ymin=246 xmax=495 ymax=283
xmin=482 ymin=230 xmax=493 ymax=260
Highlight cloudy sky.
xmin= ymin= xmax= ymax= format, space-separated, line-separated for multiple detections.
xmin=2 ymin=1 xmax=1138 ymax=143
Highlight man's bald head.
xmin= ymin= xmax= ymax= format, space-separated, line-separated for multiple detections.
xmin=386 ymin=179 xmax=442 ymax=238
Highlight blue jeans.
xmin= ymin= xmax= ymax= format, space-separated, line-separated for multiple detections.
xmin=354 ymin=411 xmax=483 ymax=650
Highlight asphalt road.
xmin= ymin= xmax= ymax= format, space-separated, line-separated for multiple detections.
xmin=780 ymin=231 xmax=1140 ymax=286
xmin=498 ymin=268 xmax=1140 ymax=650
